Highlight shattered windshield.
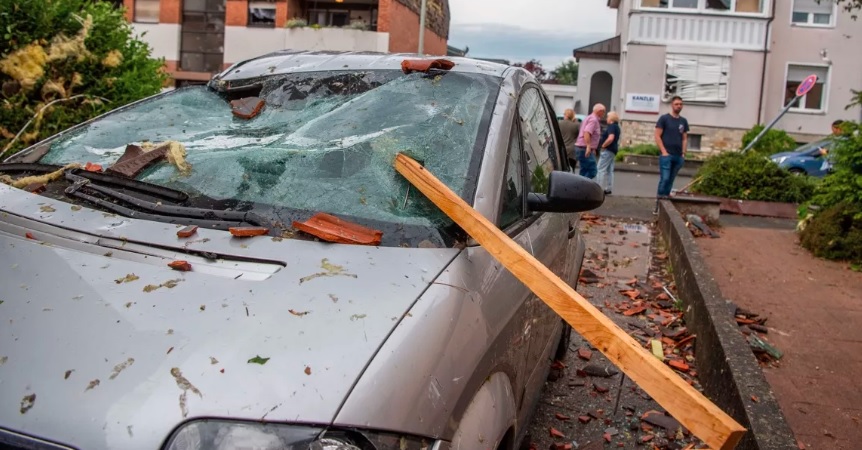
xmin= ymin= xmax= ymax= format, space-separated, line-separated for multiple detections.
xmin=38 ymin=70 xmax=501 ymax=241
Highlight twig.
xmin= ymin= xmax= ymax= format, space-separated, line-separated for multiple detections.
xmin=402 ymin=185 xmax=410 ymax=209
xmin=1 ymin=94 xmax=110 ymax=158
xmin=677 ymin=175 xmax=703 ymax=194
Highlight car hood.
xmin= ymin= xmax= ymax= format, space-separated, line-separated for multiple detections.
xmin=0 ymin=184 xmax=459 ymax=450
xmin=770 ymin=151 xmax=802 ymax=159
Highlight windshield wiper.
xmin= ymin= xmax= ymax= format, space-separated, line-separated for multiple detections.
xmin=63 ymin=172 xmax=266 ymax=229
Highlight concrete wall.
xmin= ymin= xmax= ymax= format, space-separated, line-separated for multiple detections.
xmin=223 ymin=27 xmax=390 ymax=64
xmin=131 ymin=23 xmax=181 ymax=63
xmin=762 ymin=0 xmax=862 ymax=135
xmin=575 ymin=58 xmax=621 ymax=115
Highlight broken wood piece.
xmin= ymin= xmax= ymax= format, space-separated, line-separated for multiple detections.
xmin=293 ymin=212 xmax=383 ymax=246
xmin=230 ymin=97 xmax=266 ymax=119
xmin=229 ymin=227 xmax=269 ymax=238
xmin=393 ymin=153 xmax=746 ymax=450
xmin=177 ymin=225 xmax=199 ymax=239
xmin=650 ymin=340 xmax=664 ymax=361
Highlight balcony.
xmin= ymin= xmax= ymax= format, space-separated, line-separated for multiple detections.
xmin=629 ymin=11 xmax=769 ymax=51
xmin=224 ymin=26 xmax=389 ymax=64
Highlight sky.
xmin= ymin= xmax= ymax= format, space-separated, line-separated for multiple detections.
xmin=447 ymin=0 xmax=617 ymax=71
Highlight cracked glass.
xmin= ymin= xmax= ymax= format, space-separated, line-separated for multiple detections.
xmin=39 ymin=70 xmax=501 ymax=230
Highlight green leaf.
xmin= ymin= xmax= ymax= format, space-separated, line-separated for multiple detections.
xmin=247 ymin=355 xmax=270 ymax=365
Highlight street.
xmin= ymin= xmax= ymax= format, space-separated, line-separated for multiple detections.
xmin=606 ymin=170 xmax=693 ymax=198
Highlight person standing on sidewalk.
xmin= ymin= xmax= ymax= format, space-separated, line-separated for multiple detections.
xmin=654 ymin=96 xmax=689 ymax=211
xmin=558 ymin=109 xmax=581 ymax=171
xmin=596 ymin=111 xmax=621 ymax=195
xmin=575 ymin=103 xmax=605 ymax=179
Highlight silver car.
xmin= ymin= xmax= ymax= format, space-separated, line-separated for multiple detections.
xmin=0 ymin=51 xmax=603 ymax=450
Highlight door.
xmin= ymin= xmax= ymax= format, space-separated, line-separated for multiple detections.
xmin=509 ymin=86 xmax=575 ymax=428
xmin=180 ymin=0 xmax=226 ymax=73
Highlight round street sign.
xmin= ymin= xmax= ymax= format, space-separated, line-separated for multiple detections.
xmin=796 ymin=74 xmax=819 ymax=97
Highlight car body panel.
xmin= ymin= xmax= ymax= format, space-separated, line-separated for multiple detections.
xmin=0 ymin=52 xmax=592 ymax=450
xmin=771 ymin=139 xmax=835 ymax=177
xmin=0 ymin=184 xmax=459 ymax=450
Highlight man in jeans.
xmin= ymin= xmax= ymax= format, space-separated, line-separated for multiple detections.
xmin=654 ymin=96 xmax=689 ymax=213
xmin=575 ymin=103 xmax=606 ymax=179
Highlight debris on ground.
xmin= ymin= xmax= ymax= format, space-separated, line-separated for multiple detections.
xmin=247 ymin=355 xmax=270 ymax=365
xmin=685 ymin=214 xmax=720 ymax=239
xmin=168 ymin=260 xmax=192 ymax=272
xmin=293 ymin=212 xmax=383 ymax=246
xmin=733 ymin=305 xmax=783 ymax=365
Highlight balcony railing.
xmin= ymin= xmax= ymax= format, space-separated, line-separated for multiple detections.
xmin=629 ymin=12 xmax=769 ymax=51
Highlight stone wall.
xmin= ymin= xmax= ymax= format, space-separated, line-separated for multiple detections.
xmin=620 ymin=120 xmax=747 ymax=154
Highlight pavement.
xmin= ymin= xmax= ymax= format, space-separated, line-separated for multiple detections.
xmin=524 ymin=215 xmax=704 ymax=449
xmin=698 ymin=228 xmax=862 ymax=449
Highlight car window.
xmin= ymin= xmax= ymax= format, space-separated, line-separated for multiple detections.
xmin=499 ymin=125 xmax=525 ymax=229
xmin=37 ymin=71 xmax=502 ymax=233
xmin=518 ymin=88 xmax=558 ymax=195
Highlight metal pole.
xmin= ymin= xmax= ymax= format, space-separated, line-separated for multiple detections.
xmin=742 ymin=95 xmax=801 ymax=153
xmin=418 ymin=0 xmax=427 ymax=55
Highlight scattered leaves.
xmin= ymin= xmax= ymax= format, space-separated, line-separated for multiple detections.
xmin=39 ymin=205 xmax=55 ymax=213
xmin=114 ymin=273 xmax=139 ymax=284
xmin=64 ymin=370 xmax=74 ymax=380
xmin=304 ymin=366 xmax=312 ymax=375
xmin=209 ymin=357 xmax=219 ymax=365
xmin=350 ymin=314 xmax=367 ymax=321
xmin=143 ymin=279 xmax=182 ymax=292
xmin=289 ymin=309 xmax=310 ymax=317
xmin=109 ymin=358 xmax=135 ymax=380
xmin=85 ymin=379 xmax=100 ymax=391
xmin=19 ymin=394 xmax=36 ymax=414
xmin=300 ymin=258 xmax=358 ymax=284
xmin=248 ymin=355 xmax=270 ymax=365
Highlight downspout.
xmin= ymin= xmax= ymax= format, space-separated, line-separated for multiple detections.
xmin=756 ymin=0 xmax=777 ymax=125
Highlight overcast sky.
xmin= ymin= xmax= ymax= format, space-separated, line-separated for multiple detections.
xmin=448 ymin=0 xmax=617 ymax=70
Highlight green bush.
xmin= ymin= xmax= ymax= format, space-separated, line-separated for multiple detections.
xmin=691 ymin=152 xmax=816 ymax=203
xmin=615 ymin=143 xmax=661 ymax=162
xmin=741 ymin=125 xmax=798 ymax=155
xmin=807 ymin=121 xmax=862 ymax=215
xmin=799 ymin=202 xmax=862 ymax=265
xmin=0 ymin=0 xmax=166 ymax=158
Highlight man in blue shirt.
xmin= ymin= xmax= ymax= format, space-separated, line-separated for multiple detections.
xmin=654 ymin=96 xmax=689 ymax=213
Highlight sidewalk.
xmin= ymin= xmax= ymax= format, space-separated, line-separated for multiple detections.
xmin=698 ymin=227 xmax=862 ymax=449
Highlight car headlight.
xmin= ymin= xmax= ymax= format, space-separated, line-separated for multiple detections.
xmin=771 ymin=156 xmax=788 ymax=165
xmin=164 ymin=420 xmax=435 ymax=450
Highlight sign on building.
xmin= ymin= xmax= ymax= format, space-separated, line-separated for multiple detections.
xmin=625 ymin=93 xmax=661 ymax=114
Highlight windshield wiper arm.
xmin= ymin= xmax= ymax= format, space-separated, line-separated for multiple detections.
xmin=63 ymin=172 xmax=266 ymax=229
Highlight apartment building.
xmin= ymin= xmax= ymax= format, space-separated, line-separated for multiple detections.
xmin=122 ymin=0 xmax=450 ymax=86
xmin=574 ymin=0 xmax=862 ymax=152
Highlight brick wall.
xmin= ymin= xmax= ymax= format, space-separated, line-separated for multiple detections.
xmin=159 ymin=0 xmax=181 ymax=24
xmin=385 ymin=0 xmax=447 ymax=55
xmin=226 ymin=0 xmax=248 ymax=26
xmin=275 ymin=1 xmax=287 ymax=27
xmin=123 ymin=0 xmax=134 ymax=22
xmin=620 ymin=120 xmax=747 ymax=154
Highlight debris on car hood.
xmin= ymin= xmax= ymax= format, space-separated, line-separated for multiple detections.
xmin=293 ymin=212 xmax=383 ymax=246
xmin=230 ymin=97 xmax=266 ymax=120
xmin=401 ymin=58 xmax=455 ymax=74
xmin=0 ymin=162 xmax=80 ymax=188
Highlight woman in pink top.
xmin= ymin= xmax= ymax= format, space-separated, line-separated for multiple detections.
xmin=573 ymin=104 xmax=606 ymax=179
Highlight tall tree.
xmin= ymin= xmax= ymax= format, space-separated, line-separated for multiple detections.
xmin=513 ymin=59 xmax=548 ymax=81
xmin=550 ymin=60 xmax=579 ymax=86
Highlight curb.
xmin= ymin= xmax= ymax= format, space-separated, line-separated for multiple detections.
xmin=614 ymin=164 xmax=699 ymax=177
xmin=657 ymin=200 xmax=797 ymax=450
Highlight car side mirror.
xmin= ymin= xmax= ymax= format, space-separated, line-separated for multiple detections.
xmin=527 ymin=170 xmax=605 ymax=213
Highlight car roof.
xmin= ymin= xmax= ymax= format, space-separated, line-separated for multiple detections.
xmin=213 ymin=50 xmax=512 ymax=84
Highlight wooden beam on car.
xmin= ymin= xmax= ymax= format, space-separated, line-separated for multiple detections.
xmin=393 ymin=153 xmax=746 ymax=450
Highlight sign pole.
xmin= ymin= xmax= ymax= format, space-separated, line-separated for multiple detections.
xmin=742 ymin=74 xmax=818 ymax=154
xmin=418 ymin=0 xmax=428 ymax=55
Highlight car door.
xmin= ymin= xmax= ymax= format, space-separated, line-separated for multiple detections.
xmin=507 ymin=86 xmax=574 ymax=428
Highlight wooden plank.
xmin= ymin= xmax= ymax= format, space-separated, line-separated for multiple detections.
xmin=394 ymin=154 xmax=746 ymax=450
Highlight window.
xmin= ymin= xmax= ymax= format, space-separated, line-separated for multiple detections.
xmin=499 ymin=127 xmax=526 ymax=229
xmin=249 ymin=1 xmax=277 ymax=27
xmin=134 ymin=0 xmax=160 ymax=23
xmin=664 ymin=54 xmax=730 ymax=103
xmin=688 ymin=134 xmax=702 ymax=150
xmin=791 ymin=0 xmax=835 ymax=26
xmin=518 ymin=88 xmax=558 ymax=195
xmin=640 ymin=0 xmax=764 ymax=13
xmin=785 ymin=65 xmax=829 ymax=112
